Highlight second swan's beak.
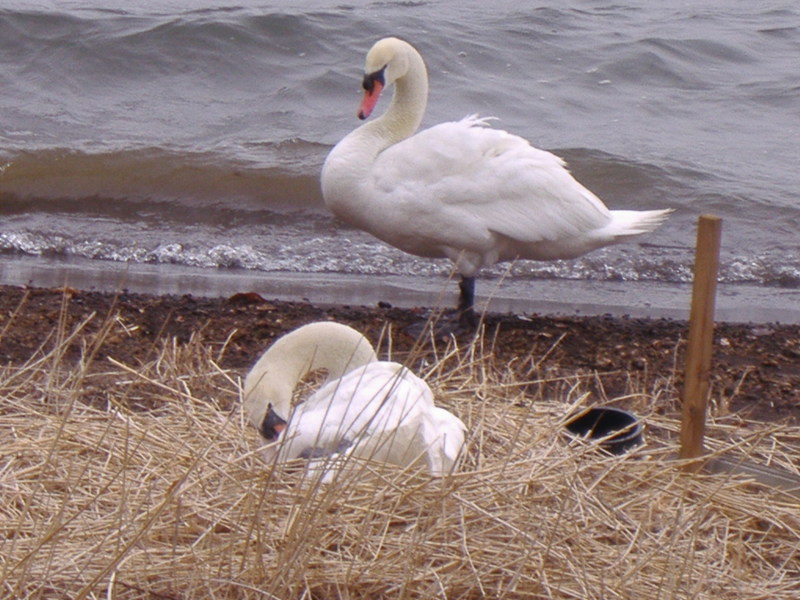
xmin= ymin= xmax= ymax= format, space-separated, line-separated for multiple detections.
xmin=358 ymin=82 xmax=383 ymax=120
xmin=358 ymin=68 xmax=386 ymax=120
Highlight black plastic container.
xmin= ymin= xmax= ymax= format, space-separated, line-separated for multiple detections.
xmin=564 ymin=407 xmax=643 ymax=455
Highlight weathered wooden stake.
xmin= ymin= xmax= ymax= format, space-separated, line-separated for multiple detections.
xmin=679 ymin=215 xmax=722 ymax=470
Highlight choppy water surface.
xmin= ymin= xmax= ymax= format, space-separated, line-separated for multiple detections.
xmin=1 ymin=1 xmax=799 ymax=318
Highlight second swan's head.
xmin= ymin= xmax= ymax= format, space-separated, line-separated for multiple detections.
xmin=358 ymin=37 xmax=418 ymax=120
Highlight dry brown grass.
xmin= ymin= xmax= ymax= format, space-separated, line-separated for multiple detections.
xmin=1 ymin=309 xmax=799 ymax=599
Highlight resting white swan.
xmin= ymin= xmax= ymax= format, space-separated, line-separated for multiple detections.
xmin=243 ymin=321 xmax=465 ymax=478
xmin=321 ymin=37 xmax=673 ymax=326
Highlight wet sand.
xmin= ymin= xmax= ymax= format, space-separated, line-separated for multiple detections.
xmin=2 ymin=255 xmax=800 ymax=324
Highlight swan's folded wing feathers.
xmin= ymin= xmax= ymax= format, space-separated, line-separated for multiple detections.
xmin=281 ymin=362 xmax=466 ymax=471
xmin=464 ymin=152 xmax=612 ymax=242
xmin=372 ymin=117 xmax=612 ymax=245
xmin=372 ymin=120 xmax=492 ymax=189
xmin=283 ymin=363 xmax=430 ymax=460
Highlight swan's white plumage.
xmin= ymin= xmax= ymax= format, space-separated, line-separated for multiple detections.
xmin=243 ymin=321 xmax=465 ymax=478
xmin=275 ymin=362 xmax=462 ymax=476
xmin=321 ymin=38 xmax=672 ymax=282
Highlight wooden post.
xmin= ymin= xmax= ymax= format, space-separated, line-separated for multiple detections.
xmin=679 ymin=215 xmax=722 ymax=470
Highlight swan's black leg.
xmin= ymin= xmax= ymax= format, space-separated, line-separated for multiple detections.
xmin=458 ymin=276 xmax=478 ymax=328
xmin=403 ymin=275 xmax=479 ymax=338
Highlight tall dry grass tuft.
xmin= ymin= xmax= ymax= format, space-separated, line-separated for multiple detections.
xmin=1 ymin=305 xmax=798 ymax=599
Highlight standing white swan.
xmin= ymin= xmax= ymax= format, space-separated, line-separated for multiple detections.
xmin=243 ymin=321 xmax=465 ymax=478
xmin=321 ymin=37 xmax=673 ymax=326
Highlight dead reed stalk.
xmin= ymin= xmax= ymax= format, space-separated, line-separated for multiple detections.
xmin=1 ymin=306 xmax=798 ymax=599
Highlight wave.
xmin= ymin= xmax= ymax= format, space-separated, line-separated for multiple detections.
xmin=0 ymin=141 xmax=328 ymax=216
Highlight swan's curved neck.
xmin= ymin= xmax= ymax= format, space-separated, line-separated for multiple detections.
xmin=243 ymin=323 xmax=378 ymax=424
xmin=267 ymin=332 xmax=372 ymax=394
xmin=369 ymin=45 xmax=428 ymax=147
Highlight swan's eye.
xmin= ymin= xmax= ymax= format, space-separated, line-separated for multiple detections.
xmin=362 ymin=66 xmax=386 ymax=93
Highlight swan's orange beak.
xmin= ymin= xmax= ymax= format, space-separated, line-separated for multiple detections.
xmin=357 ymin=80 xmax=383 ymax=120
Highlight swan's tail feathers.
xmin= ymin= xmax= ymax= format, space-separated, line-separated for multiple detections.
xmin=607 ymin=208 xmax=674 ymax=240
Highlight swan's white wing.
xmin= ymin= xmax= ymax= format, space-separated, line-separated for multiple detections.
xmin=370 ymin=116 xmax=612 ymax=248
xmin=277 ymin=362 xmax=436 ymax=468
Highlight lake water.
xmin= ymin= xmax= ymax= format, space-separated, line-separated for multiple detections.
xmin=1 ymin=1 xmax=798 ymax=322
